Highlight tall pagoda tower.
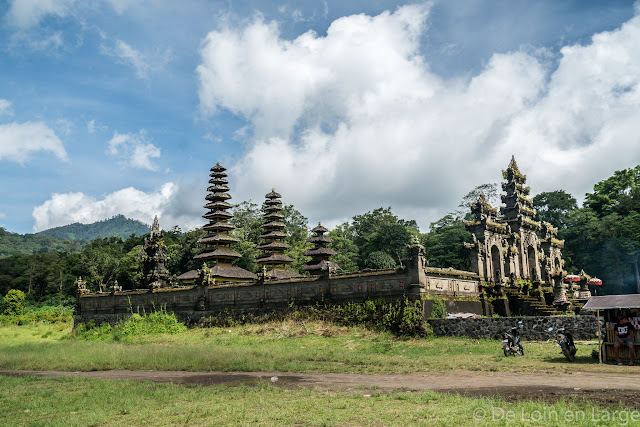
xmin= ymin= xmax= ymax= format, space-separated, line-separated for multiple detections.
xmin=302 ymin=223 xmax=340 ymax=275
xmin=178 ymin=163 xmax=256 ymax=283
xmin=255 ymin=189 xmax=299 ymax=279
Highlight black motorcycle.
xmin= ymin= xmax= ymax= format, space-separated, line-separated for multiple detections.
xmin=502 ymin=321 xmax=524 ymax=356
xmin=549 ymin=327 xmax=577 ymax=362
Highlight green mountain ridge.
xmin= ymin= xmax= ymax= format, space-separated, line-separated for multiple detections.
xmin=36 ymin=215 xmax=150 ymax=241
xmin=0 ymin=215 xmax=151 ymax=258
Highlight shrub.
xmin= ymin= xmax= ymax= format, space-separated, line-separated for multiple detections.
xmin=72 ymin=309 xmax=187 ymax=342
xmin=3 ymin=289 xmax=25 ymax=315
xmin=430 ymin=295 xmax=446 ymax=319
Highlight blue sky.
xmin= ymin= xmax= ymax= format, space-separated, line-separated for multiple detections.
xmin=1 ymin=0 xmax=639 ymax=234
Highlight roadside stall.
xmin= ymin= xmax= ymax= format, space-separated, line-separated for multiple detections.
xmin=582 ymin=295 xmax=640 ymax=363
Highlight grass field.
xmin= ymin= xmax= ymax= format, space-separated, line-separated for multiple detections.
xmin=1 ymin=320 xmax=636 ymax=426
xmin=0 ymin=375 xmax=631 ymax=426
xmin=0 ymin=320 xmax=621 ymax=374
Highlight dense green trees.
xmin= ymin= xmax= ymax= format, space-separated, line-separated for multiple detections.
xmin=532 ymin=190 xmax=578 ymax=229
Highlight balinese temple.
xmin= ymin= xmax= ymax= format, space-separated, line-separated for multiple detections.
xmin=302 ymin=223 xmax=340 ymax=275
xmin=178 ymin=163 xmax=256 ymax=283
xmin=138 ymin=215 xmax=171 ymax=289
xmin=255 ymin=189 xmax=300 ymax=279
xmin=465 ymin=156 xmax=564 ymax=285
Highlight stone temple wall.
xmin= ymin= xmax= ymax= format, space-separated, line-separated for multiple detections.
xmin=76 ymin=268 xmax=428 ymax=326
xmin=428 ymin=315 xmax=602 ymax=340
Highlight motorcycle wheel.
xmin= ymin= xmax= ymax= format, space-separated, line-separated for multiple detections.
xmin=503 ymin=348 xmax=510 ymax=357
xmin=516 ymin=344 xmax=524 ymax=356
xmin=561 ymin=345 xmax=575 ymax=362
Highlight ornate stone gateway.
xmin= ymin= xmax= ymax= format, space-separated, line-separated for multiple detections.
xmin=465 ymin=156 xmax=564 ymax=287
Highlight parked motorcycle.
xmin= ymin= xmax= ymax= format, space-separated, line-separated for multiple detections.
xmin=502 ymin=321 xmax=524 ymax=356
xmin=548 ymin=326 xmax=577 ymax=362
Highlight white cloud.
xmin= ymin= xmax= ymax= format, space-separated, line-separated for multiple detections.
xmin=101 ymin=39 xmax=173 ymax=80
xmin=0 ymin=99 xmax=13 ymax=116
xmin=32 ymin=181 xmax=204 ymax=232
xmin=0 ymin=121 xmax=68 ymax=163
xmin=110 ymin=40 xmax=150 ymax=79
xmin=5 ymin=0 xmax=76 ymax=28
xmin=107 ymin=130 xmax=161 ymax=171
xmin=197 ymin=5 xmax=640 ymax=230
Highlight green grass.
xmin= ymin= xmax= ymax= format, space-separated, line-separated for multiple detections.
xmin=0 ymin=321 xmax=624 ymax=374
xmin=0 ymin=375 xmax=629 ymax=426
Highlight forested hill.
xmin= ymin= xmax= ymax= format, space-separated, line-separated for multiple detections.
xmin=0 ymin=228 xmax=82 ymax=257
xmin=35 ymin=215 xmax=150 ymax=241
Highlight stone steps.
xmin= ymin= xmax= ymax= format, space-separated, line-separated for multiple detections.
xmin=504 ymin=288 xmax=560 ymax=316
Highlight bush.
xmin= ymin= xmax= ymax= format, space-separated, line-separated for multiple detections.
xmin=330 ymin=297 xmax=426 ymax=336
xmin=429 ymin=295 xmax=446 ymax=319
xmin=365 ymin=251 xmax=397 ymax=269
xmin=72 ymin=309 xmax=187 ymax=342
xmin=3 ymin=289 xmax=25 ymax=315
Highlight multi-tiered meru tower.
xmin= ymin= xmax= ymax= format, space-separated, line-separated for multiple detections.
xmin=302 ymin=223 xmax=340 ymax=275
xmin=178 ymin=163 xmax=256 ymax=283
xmin=256 ymin=189 xmax=300 ymax=279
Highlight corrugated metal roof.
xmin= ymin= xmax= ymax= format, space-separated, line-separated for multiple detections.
xmin=582 ymin=295 xmax=640 ymax=310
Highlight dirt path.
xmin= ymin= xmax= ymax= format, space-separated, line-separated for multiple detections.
xmin=3 ymin=369 xmax=640 ymax=408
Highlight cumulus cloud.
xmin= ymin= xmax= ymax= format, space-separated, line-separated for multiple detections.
xmin=32 ymin=182 xmax=204 ymax=232
xmin=107 ymin=130 xmax=161 ymax=171
xmin=196 ymin=4 xmax=640 ymax=229
xmin=0 ymin=121 xmax=68 ymax=163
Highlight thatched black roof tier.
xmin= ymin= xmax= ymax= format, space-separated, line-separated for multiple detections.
xmin=203 ymin=210 xmax=233 ymax=220
xmin=204 ymin=201 xmax=233 ymax=210
xmin=264 ymin=204 xmax=283 ymax=212
xmin=255 ymin=253 xmax=294 ymax=263
xmin=260 ymin=231 xmax=288 ymax=239
xmin=211 ymin=163 xmax=227 ymax=173
xmin=311 ymin=223 xmax=329 ymax=233
xmin=265 ymin=189 xmax=281 ymax=199
xmin=263 ymin=212 xmax=285 ymax=220
xmin=256 ymin=241 xmax=290 ymax=250
xmin=304 ymin=247 xmax=336 ymax=257
xmin=203 ymin=222 xmax=235 ymax=231
xmin=208 ymin=177 xmax=228 ymax=185
xmin=308 ymin=235 xmax=332 ymax=243
xmin=262 ymin=221 xmax=286 ymax=229
xmin=207 ymin=184 xmax=230 ymax=192
xmin=198 ymin=234 xmax=240 ymax=244
xmin=205 ymin=192 xmax=232 ymax=201
xmin=194 ymin=248 xmax=242 ymax=259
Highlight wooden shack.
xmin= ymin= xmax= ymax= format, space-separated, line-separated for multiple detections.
xmin=582 ymin=295 xmax=640 ymax=363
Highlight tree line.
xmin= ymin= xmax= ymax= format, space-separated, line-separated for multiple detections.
xmin=1 ymin=165 xmax=640 ymax=302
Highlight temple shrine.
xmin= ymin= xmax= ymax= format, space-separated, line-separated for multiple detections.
xmin=255 ymin=189 xmax=300 ymax=279
xmin=302 ymin=223 xmax=340 ymax=275
xmin=177 ymin=163 xmax=256 ymax=283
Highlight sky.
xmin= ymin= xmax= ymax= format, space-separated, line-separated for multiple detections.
xmin=1 ymin=0 xmax=639 ymax=235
